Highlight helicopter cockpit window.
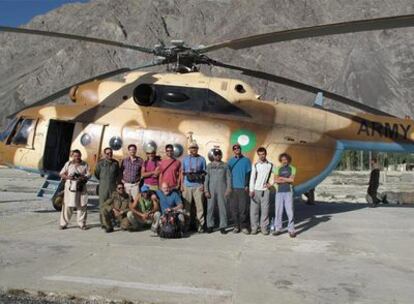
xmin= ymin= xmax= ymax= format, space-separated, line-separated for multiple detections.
xmin=0 ymin=117 xmax=18 ymax=142
xmin=7 ymin=118 xmax=35 ymax=146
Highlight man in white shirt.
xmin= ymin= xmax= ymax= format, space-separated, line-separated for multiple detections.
xmin=249 ymin=147 xmax=273 ymax=235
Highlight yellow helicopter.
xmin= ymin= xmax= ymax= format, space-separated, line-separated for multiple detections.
xmin=0 ymin=14 xmax=414 ymax=208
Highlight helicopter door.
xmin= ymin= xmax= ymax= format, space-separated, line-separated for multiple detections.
xmin=43 ymin=120 xmax=75 ymax=173
xmin=70 ymin=122 xmax=105 ymax=171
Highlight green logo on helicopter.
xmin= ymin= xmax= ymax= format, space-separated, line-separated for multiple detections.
xmin=231 ymin=129 xmax=257 ymax=152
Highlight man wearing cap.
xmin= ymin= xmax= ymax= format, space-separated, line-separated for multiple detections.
xmin=100 ymin=182 xmax=131 ymax=233
xmin=141 ymin=149 xmax=160 ymax=191
xmin=122 ymin=185 xmax=159 ymax=231
xmin=181 ymin=141 xmax=207 ymax=232
xmin=228 ymin=144 xmax=251 ymax=234
xmin=120 ymin=144 xmax=143 ymax=198
xmin=204 ymin=148 xmax=232 ymax=234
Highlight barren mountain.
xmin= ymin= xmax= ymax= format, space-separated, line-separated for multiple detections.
xmin=0 ymin=0 xmax=413 ymax=126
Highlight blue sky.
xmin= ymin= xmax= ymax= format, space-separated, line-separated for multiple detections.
xmin=0 ymin=0 xmax=89 ymax=27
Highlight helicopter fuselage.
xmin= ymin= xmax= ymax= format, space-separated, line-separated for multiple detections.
xmin=1 ymin=71 xmax=413 ymax=195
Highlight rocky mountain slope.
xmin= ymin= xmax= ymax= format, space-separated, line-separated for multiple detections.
xmin=0 ymin=0 xmax=413 ymax=126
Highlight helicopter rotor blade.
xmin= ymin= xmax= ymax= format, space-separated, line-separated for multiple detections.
xmin=199 ymin=14 xmax=414 ymax=53
xmin=7 ymin=61 xmax=164 ymax=118
xmin=0 ymin=25 xmax=154 ymax=54
xmin=209 ymin=59 xmax=394 ymax=117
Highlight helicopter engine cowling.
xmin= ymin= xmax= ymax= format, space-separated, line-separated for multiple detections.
xmin=69 ymin=80 xmax=101 ymax=105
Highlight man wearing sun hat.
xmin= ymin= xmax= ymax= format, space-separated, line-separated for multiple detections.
xmin=181 ymin=141 xmax=207 ymax=232
xmin=228 ymin=144 xmax=252 ymax=234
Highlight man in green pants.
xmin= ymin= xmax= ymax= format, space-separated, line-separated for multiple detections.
xmin=95 ymin=147 xmax=120 ymax=226
xmin=101 ymin=182 xmax=131 ymax=233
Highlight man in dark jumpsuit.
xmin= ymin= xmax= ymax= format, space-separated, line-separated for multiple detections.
xmin=367 ymin=158 xmax=380 ymax=207
xmin=95 ymin=147 xmax=120 ymax=225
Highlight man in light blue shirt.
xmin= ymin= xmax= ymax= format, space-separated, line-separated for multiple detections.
xmin=181 ymin=141 xmax=207 ymax=232
xmin=228 ymin=144 xmax=251 ymax=234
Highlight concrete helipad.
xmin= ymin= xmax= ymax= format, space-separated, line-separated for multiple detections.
xmin=0 ymin=168 xmax=414 ymax=303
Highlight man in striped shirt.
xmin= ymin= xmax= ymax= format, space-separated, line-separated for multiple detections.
xmin=120 ymin=144 xmax=143 ymax=199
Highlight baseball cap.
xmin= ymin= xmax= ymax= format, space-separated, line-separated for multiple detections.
xmin=140 ymin=185 xmax=150 ymax=192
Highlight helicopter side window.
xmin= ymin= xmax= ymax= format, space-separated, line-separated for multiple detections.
xmin=7 ymin=118 xmax=35 ymax=146
xmin=0 ymin=117 xmax=18 ymax=142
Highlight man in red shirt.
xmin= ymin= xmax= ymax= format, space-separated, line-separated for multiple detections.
xmin=159 ymin=144 xmax=181 ymax=189
xmin=141 ymin=149 xmax=160 ymax=191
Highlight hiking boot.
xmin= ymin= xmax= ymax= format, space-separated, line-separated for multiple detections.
xmin=220 ymin=228 xmax=227 ymax=235
xmin=207 ymin=227 xmax=213 ymax=234
xmin=242 ymin=228 xmax=250 ymax=235
xmin=289 ymin=231 xmax=297 ymax=238
xmin=272 ymin=230 xmax=281 ymax=236
xmin=233 ymin=227 xmax=240 ymax=234
xmin=105 ymin=227 xmax=114 ymax=233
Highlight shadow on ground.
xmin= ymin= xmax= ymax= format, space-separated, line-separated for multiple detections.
xmin=292 ymin=201 xmax=366 ymax=235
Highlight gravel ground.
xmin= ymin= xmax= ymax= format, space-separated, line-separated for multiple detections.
xmin=0 ymin=289 xmax=134 ymax=304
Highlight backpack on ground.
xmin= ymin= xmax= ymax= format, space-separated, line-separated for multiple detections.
xmin=159 ymin=211 xmax=183 ymax=239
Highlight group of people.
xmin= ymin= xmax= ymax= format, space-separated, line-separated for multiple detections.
xmin=58 ymin=141 xmax=297 ymax=238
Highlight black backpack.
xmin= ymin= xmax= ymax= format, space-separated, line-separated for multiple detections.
xmin=159 ymin=211 xmax=183 ymax=239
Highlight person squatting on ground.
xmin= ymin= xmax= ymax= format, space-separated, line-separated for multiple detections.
xmin=249 ymin=147 xmax=273 ymax=235
xmin=141 ymin=148 xmax=160 ymax=191
xmin=228 ymin=144 xmax=251 ymax=234
xmin=59 ymin=150 xmax=90 ymax=230
xmin=158 ymin=144 xmax=181 ymax=189
xmin=100 ymin=182 xmax=131 ymax=233
xmin=181 ymin=141 xmax=207 ymax=232
xmin=204 ymin=148 xmax=232 ymax=234
xmin=120 ymin=144 xmax=143 ymax=198
xmin=273 ymin=153 xmax=297 ymax=238
xmin=151 ymin=182 xmax=185 ymax=233
xmin=123 ymin=185 xmax=159 ymax=231
xmin=95 ymin=147 xmax=120 ymax=226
